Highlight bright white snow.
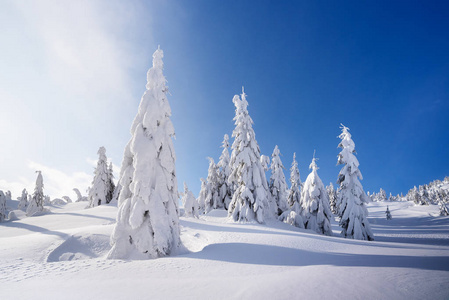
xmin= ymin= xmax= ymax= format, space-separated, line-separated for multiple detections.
xmin=1 ymin=200 xmax=449 ymax=299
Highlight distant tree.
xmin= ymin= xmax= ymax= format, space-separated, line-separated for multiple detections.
xmin=18 ymin=188 xmax=29 ymax=211
xmin=108 ymin=47 xmax=181 ymax=259
xmin=385 ymin=206 xmax=392 ymax=220
xmin=106 ymin=162 xmax=115 ymax=204
xmin=0 ymin=191 xmax=6 ymax=222
xmin=181 ymin=182 xmax=199 ymax=218
xmin=228 ymin=88 xmax=269 ymax=223
xmin=269 ymin=145 xmax=289 ymax=215
xmin=87 ymin=147 xmax=111 ymax=208
xmin=279 ymin=154 xmax=304 ymax=228
xmin=26 ymin=171 xmax=45 ymax=217
xmin=439 ymin=201 xmax=449 ymax=216
xmin=73 ymin=188 xmax=87 ymax=202
xmin=301 ymin=155 xmax=333 ymax=235
xmin=217 ymin=134 xmax=232 ymax=210
xmin=197 ymin=178 xmax=207 ymax=214
xmin=205 ymin=157 xmax=221 ymax=212
xmin=327 ymin=183 xmax=338 ymax=214
xmin=336 ymin=125 xmax=374 ymax=241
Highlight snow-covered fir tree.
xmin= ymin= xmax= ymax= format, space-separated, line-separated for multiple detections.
xmin=439 ymin=201 xmax=449 ymax=216
xmin=385 ymin=206 xmax=392 ymax=220
xmin=197 ymin=178 xmax=207 ymax=214
xmin=287 ymin=153 xmax=302 ymax=210
xmin=205 ymin=157 xmax=221 ymax=212
xmin=269 ymin=145 xmax=289 ymax=215
xmin=217 ymin=134 xmax=232 ymax=210
xmin=18 ymin=188 xmax=29 ymax=211
xmin=26 ymin=171 xmax=45 ymax=217
xmin=326 ymin=183 xmax=338 ymax=214
xmin=301 ymin=155 xmax=333 ymax=235
xmin=88 ymin=147 xmax=112 ymax=208
xmin=106 ymin=162 xmax=115 ymax=204
xmin=336 ymin=125 xmax=374 ymax=241
xmin=108 ymin=47 xmax=182 ymax=259
xmin=279 ymin=153 xmax=304 ymax=228
xmin=181 ymin=182 xmax=199 ymax=218
xmin=0 ymin=190 xmax=6 ymax=222
xmin=228 ymin=88 xmax=269 ymax=223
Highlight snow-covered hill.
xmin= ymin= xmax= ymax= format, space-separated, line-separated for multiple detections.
xmin=1 ymin=201 xmax=448 ymax=299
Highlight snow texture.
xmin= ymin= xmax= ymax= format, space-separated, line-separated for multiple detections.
xmin=227 ymin=88 xmax=269 ymax=223
xmin=108 ymin=47 xmax=182 ymax=259
xmin=337 ymin=125 xmax=374 ymax=241
xmin=301 ymin=156 xmax=333 ymax=235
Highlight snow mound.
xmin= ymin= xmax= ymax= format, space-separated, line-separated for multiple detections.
xmin=47 ymin=233 xmax=110 ymax=262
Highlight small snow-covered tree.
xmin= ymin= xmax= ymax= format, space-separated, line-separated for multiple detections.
xmin=18 ymin=188 xmax=29 ymax=211
xmin=337 ymin=125 xmax=374 ymax=241
xmin=0 ymin=191 xmax=6 ymax=222
xmin=205 ymin=157 xmax=221 ymax=212
xmin=385 ymin=205 xmax=392 ymax=220
xmin=217 ymin=134 xmax=232 ymax=210
xmin=228 ymin=88 xmax=269 ymax=223
xmin=279 ymin=153 xmax=304 ymax=228
xmin=439 ymin=201 xmax=449 ymax=216
xmin=73 ymin=188 xmax=87 ymax=202
xmin=181 ymin=182 xmax=199 ymax=218
xmin=197 ymin=178 xmax=207 ymax=214
xmin=327 ymin=183 xmax=338 ymax=215
xmin=301 ymin=156 xmax=333 ymax=236
xmin=26 ymin=171 xmax=45 ymax=217
xmin=269 ymin=145 xmax=288 ymax=215
xmin=106 ymin=162 xmax=115 ymax=204
xmin=108 ymin=47 xmax=182 ymax=259
xmin=87 ymin=147 xmax=110 ymax=208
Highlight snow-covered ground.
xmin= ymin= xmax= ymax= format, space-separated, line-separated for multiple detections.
xmin=1 ymin=201 xmax=448 ymax=299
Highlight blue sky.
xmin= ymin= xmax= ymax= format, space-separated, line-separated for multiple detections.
xmin=0 ymin=0 xmax=448 ymax=198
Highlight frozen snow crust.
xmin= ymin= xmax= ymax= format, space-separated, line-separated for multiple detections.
xmin=1 ymin=200 xmax=449 ymax=299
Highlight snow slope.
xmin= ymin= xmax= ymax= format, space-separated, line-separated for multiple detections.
xmin=1 ymin=201 xmax=448 ymax=299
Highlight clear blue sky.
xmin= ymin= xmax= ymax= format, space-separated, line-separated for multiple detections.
xmin=0 ymin=0 xmax=448 ymax=198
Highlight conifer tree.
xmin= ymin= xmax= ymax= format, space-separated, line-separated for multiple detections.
xmin=217 ymin=134 xmax=232 ymax=210
xmin=197 ymin=178 xmax=207 ymax=214
xmin=26 ymin=171 xmax=45 ymax=217
xmin=337 ymin=125 xmax=374 ymax=241
xmin=279 ymin=153 xmax=304 ymax=228
xmin=181 ymin=182 xmax=199 ymax=218
xmin=106 ymin=162 xmax=115 ymax=204
xmin=108 ymin=47 xmax=182 ymax=259
xmin=269 ymin=145 xmax=289 ymax=215
xmin=205 ymin=157 xmax=221 ymax=212
xmin=88 ymin=147 xmax=110 ymax=208
xmin=228 ymin=88 xmax=269 ymax=223
xmin=301 ymin=155 xmax=333 ymax=235
xmin=385 ymin=205 xmax=392 ymax=220
xmin=18 ymin=188 xmax=29 ymax=211
xmin=0 ymin=191 xmax=6 ymax=222
xmin=326 ymin=183 xmax=338 ymax=214
xmin=73 ymin=188 xmax=87 ymax=202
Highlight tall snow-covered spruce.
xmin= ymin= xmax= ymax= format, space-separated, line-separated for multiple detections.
xmin=301 ymin=155 xmax=333 ymax=235
xmin=337 ymin=125 xmax=374 ymax=241
xmin=217 ymin=134 xmax=232 ymax=210
xmin=228 ymin=88 xmax=269 ymax=223
xmin=88 ymin=147 xmax=114 ymax=208
xmin=269 ymin=145 xmax=289 ymax=215
xmin=26 ymin=171 xmax=45 ymax=217
xmin=108 ymin=47 xmax=182 ymax=259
